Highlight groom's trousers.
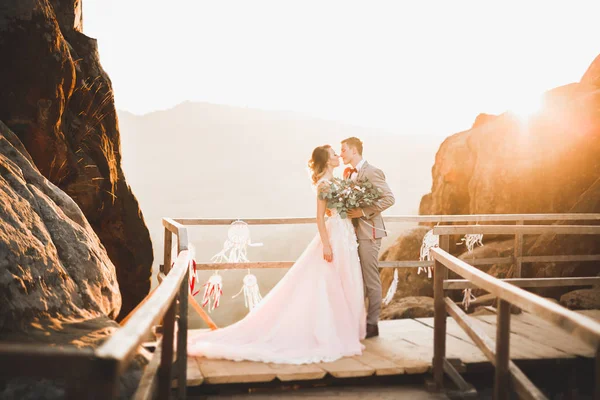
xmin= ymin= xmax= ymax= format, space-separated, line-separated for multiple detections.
xmin=358 ymin=238 xmax=382 ymax=325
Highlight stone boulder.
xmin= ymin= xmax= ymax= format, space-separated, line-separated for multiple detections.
xmin=380 ymin=227 xmax=433 ymax=299
xmin=380 ymin=296 xmax=434 ymax=320
xmin=560 ymin=288 xmax=600 ymax=310
xmin=0 ymin=121 xmax=144 ymax=398
xmin=0 ymin=122 xmax=120 ymax=330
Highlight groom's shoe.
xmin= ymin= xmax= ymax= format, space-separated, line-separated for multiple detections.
xmin=366 ymin=323 xmax=379 ymax=339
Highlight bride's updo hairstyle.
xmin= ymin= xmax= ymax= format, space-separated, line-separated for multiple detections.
xmin=308 ymin=145 xmax=331 ymax=184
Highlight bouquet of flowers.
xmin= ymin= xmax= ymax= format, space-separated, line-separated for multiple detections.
xmin=318 ymin=177 xmax=382 ymax=219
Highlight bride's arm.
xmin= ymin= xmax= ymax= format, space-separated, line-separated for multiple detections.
xmin=316 ymin=196 xmax=333 ymax=262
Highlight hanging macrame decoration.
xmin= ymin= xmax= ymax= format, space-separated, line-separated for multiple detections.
xmin=232 ymin=271 xmax=263 ymax=311
xmin=418 ymin=229 xmax=439 ymax=279
xmin=459 ymin=233 xmax=484 ymax=253
xmin=211 ymin=220 xmax=263 ymax=263
xmin=382 ymin=268 xmax=399 ymax=305
xmin=459 ymin=233 xmax=484 ymax=310
xmin=204 ymin=220 xmax=264 ymax=312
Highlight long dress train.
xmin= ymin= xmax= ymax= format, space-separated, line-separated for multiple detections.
xmin=187 ymin=208 xmax=367 ymax=364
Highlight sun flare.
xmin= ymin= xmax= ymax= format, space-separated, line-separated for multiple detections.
xmin=510 ymin=94 xmax=543 ymax=120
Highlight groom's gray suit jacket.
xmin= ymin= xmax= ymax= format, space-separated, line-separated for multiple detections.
xmin=355 ymin=161 xmax=395 ymax=239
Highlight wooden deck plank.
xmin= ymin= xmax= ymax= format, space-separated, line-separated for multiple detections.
xmin=197 ymin=358 xmax=277 ymax=384
xmin=266 ymin=363 xmax=327 ymax=381
xmin=352 ymin=350 xmax=404 ymax=376
xmin=189 ymin=313 xmax=599 ymax=386
xmin=515 ymin=312 xmax=594 ymax=357
xmin=365 ymin=321 xmax=431 ymax=374
xmin=317 ymin=357 xmax=375 ymax=378
xmin=416 ymin=316 xmax=483 ymax=350
xmin=407 ymin=319 xmax=488 ymax=364
xmin=474 ymin=315 xmax=573 ymax=360
xmin=508 ymin=316 xmax=592 ymax=358
xmin=174 ymin=356 xmax=205 ymax=388
xmin=186 ymin=357 xmax=204 ymax=386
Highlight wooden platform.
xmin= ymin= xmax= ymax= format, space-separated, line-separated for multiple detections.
xmin=185 ymin=310 xmax=600 ymax=387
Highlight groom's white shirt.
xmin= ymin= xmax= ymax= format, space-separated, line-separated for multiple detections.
xmin=351 ymin=159 xmax=366 ymax=181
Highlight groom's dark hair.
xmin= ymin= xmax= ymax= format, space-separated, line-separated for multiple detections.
xmin=342 ymin=137 xmax=363 ymax=155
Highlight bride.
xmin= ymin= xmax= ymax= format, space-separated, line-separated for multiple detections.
xmin=187 ymin=145 xmax=366 ymax=364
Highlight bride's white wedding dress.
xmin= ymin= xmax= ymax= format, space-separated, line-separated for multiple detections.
xmin=187 ymin=182 xmax=367 ymax=364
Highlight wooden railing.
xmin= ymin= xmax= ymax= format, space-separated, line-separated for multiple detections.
xmin=173 ymin=214 xmax=600 ymax=274
xmin=174 ymin=213 xmax=600 ymax=397
xmin=430 ymin=224 xmax=600 ymax=399
xmin=1 ymin=213 xmax=599 ymax=399
xmin=0 ymin=219 xmax=191 ymax=400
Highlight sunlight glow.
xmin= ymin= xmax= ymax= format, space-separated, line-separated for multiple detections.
xmin=509 ymin=94 xmax=544 ymax=120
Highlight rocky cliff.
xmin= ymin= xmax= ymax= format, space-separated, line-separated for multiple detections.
xmin=0 ymin=0 xmax=153 ymax=319
xmin=382 ymin=54 xmax=600 ymax=313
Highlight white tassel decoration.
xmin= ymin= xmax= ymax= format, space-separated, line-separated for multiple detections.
xmin=202 ymin=272 xmax=223 ymax=313
xmin=460 ymin=233 xmax=484 ymax=253
xmin=382 ymin=268 xmax=399 ymax=305
xmin=462 ymin=288 xmax=477 ymax=311
xmin=418 ymin=229 xmax=439 ymax=279
xmin=458 ymin=233 xmax=484 ymax=310
xmin=232 ymin=272 xmax=263 ymax=311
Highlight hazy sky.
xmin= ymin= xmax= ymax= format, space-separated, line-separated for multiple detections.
xmin=84 ymin=0 xmax=599 ymax=135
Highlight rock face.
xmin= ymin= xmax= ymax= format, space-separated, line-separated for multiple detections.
xmin=0 ymin=95 xmax=145 ymax=400
xmin=0 ymin=122 xmax=121 ymax=331
xmin=0 ymin=0 xmax=153 ymax=318
xmin=383 ymin=54 xmax=600 ymax=312
xmin=420 ymin=53 xmax=600 ymax=218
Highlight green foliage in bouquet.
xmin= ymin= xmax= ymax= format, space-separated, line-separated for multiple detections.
xmin=318 ymin=178 xmax=382 ymax=219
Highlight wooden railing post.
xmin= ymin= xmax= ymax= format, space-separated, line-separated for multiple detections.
xmin=495 ymin=300 xmax=511 ymax=400
xmin=514 ymin=220 xmax=524 ymax=278
xmin=439 ymin=234 xmax=450 ymax=280
xmin=595 ymin=346 xmax=600 ymax=400
xmin=164 ymin=227 xmax=173 ymax=275
xmin=158 ymin=298 xmax=177 ymax=399
xmin=176 ymin=267 xmax=189 ymax=400
xmin=433 ymin=256 xmax=447 ymax=390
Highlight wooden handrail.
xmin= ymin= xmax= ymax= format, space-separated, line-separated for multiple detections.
xmin=119 ymin=287 xmax=158 ymax=326
xmin=173 ymin=213 xmax=600 ymax=225
xmin=433 ymin=224 xmax=600 ymax=235
xmin=133 ymin=337 xmax=163 ymax=400
xmin=162 ymin=217 xmax=188 ymax=252
xmin=192 ymin=257 xmax=515 ymax=270
xmin=162 ymin=217 xmax=186 ymax=235
xmin=0 ymin=344 xmax=97 ymax=379
xmin=431 ymin=247 xmax=600 ymax=348
xmin=445 ymin=276 xmax=600 ymax=290
xmin=96 ymin=250 xmax=191 ymax=372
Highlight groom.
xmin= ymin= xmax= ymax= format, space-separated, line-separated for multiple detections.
xmin=341 ymin=137 xmax=395 ymax=339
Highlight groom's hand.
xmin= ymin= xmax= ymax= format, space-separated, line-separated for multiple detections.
xmin=347 ymin=208 xmax=364 ymax=219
